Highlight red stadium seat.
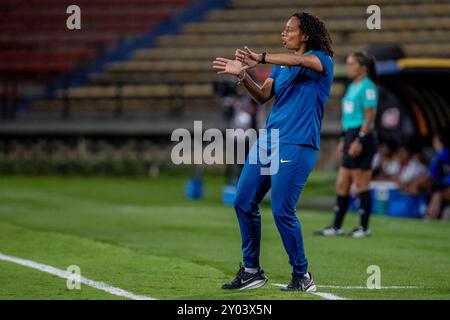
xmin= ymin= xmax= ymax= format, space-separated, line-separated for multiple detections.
xmin=0 ymin=50 xmax=95 ymax=61
xmin=0 ymin=62 xmax=74 ymax=74
xmin=0 ymin=0 xmax=194 ymax=111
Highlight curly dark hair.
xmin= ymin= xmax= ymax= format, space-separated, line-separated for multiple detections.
xmin=292 ymin=12 xmax=333 ymax=56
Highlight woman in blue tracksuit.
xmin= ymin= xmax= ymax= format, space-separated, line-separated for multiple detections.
xmin=213 ymin=12 xmax=334 ymax=292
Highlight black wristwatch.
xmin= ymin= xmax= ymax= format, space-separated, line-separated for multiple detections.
xmin=261 ymin=52 xmax=267 ymax=64
xmin=356 ymin=131 xmax=367 ymax=142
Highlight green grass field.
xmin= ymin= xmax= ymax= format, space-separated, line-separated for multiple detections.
xmin=0 ymin=173 xmax=449 ymax=300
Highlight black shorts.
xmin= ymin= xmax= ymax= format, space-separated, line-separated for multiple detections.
xmin=342 ymin=128 xmax=377 ymax=170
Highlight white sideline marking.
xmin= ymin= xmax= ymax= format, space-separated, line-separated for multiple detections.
xmin=310 ymin=292 xmax=348 ymax=300
xmin=271 ymin=283 xmax=348 ymax=300
xmin=0 ymin=252 xmax=155 ymax=300
xmin=318 ymin=285 xmax=421 ymax=289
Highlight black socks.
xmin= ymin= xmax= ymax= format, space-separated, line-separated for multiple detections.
xmin=333 ymin=195 xmax=350 ymax=229
xmin=333 ymin=191 xmax=372 ymax=230
xmin=359 ymin=190 xmax=372 ymax=230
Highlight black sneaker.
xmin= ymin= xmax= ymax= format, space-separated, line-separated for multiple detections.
xmin=281 ymin=272 xmax=317 ymax=292
xmin=222 ymin=265 xmax=268 ymax=290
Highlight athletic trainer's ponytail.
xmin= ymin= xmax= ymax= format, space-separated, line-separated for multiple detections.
xmin=351 ymin=52 xmax=378 ymax=85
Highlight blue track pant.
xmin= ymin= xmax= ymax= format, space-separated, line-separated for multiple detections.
xmin=233 ymin=141 xmax=318 ymax=276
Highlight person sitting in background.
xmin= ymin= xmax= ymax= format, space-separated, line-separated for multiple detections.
xmin=426 ymin=129 xmax=450 ymax=219
xmin=371 ymin=142 xmax=400 ymax=181
xmin=396 ymin=145 xmax=428 ymax=195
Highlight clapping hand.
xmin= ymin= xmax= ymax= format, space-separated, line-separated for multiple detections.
xmin=235 ymin=46 xmax=261 ymax=69
xmin=212 ymin=57 xmax=249 ymax=76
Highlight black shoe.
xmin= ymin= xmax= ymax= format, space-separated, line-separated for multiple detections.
xmin=222 ymin=264 xmax=268 ymax=290
xmin=281 ymin=272 xmax=317 ymax=292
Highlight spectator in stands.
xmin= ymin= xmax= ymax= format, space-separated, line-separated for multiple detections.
xmin=371 ymin=142 xmax=400 ymax=181
xmin=396 ymin=144 xmax=428 ymax=195
xmin=229 ymin=81 xmax=259 ymax=132
xmin=315 ymin=52 xmax=378 ymax=238
xmin=426 ymin=129 xmax=450 ymax=219
xmin=225 ymin=83 xmax=259 ymax=184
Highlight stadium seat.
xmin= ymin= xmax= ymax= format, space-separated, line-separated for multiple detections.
xmin=9 ymin=0 xmax=449 ymax=115
xmin=0 ymin=0 xmax=194 ymax=113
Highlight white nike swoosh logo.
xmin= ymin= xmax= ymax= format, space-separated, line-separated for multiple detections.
xmin=241 ymin=278 xmax=254 ymax=285
xmin=280 ymin=160 xmax=292 ymax=163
